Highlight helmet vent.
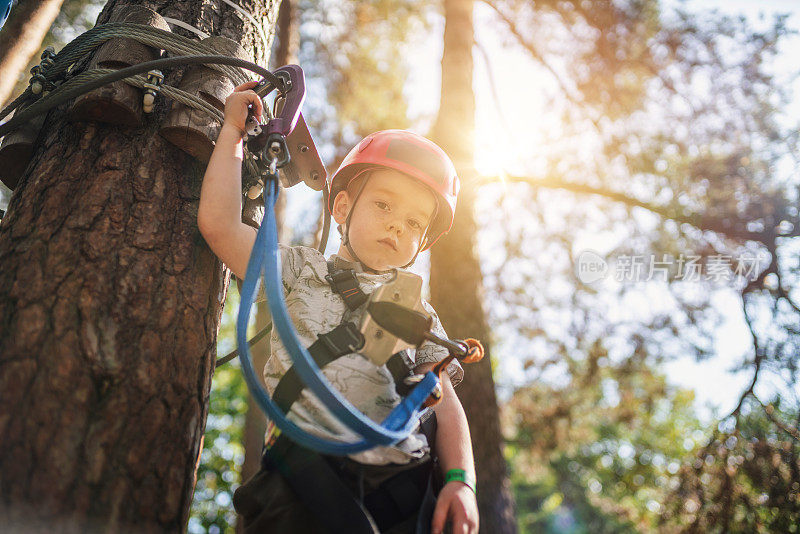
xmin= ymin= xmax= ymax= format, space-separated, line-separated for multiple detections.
xmin=385 ymin=139 xmax=447 ymax=185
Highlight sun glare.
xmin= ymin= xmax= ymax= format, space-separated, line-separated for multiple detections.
xmin=473 ymin=13 xmax=559 ymax=179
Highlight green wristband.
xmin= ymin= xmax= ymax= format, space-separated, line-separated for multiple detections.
xmin=444 ymin=469 xmax=476 ymax=495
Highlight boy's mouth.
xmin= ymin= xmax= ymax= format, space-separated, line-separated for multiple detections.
xmin=378 ymin=238 xmax=398 ymax=251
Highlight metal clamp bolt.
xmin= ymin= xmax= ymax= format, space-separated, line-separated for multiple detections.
xmin=29 ymin=47 xmax=57 ymax=95
xmin=142 ymin=70 xmax=164 ymax=113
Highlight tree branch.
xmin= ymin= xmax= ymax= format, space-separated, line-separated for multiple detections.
xmin=727 ymin=294 xmax=765 ymax=420
xmin=480 ymin=0 xmax=603 ymax=133
xmin=481 ymin=173 xmax=765 ymax=242
xmin=754 ymin=394 xmax=800 ymax=442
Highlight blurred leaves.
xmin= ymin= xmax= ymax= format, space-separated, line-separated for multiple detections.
xmin=189 ymin=286 xmax=248 ymax=534
xmin=476 ymin=0 xmax=800 ymax=531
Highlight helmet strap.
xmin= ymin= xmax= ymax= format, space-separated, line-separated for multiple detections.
xmin=340 ymin=168 xmax=440 ymax=273
xmin=341 ymin=173 xmax=391 ymax=274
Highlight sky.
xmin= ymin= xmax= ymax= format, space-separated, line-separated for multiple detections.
xmin=275 ymin=1 xmax=800 ymax=422
xmin=1 ymin=0 xmax=797 ymax=421
xmin=393 ymin=0 xmax=800 ymax=420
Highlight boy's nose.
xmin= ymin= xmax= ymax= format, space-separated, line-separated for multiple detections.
xmin=386 ymin=219 xmax=404 ymax=235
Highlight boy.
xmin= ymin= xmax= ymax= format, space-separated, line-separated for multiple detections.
xmin=198 ymin=81 xmax=478 ymax=534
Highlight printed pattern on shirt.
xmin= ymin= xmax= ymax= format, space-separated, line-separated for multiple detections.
xmin=255 ymin=244 xmax=463 ymax=465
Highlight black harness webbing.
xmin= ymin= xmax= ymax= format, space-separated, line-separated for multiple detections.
xmin=271 ymin=322 xmax=364 ymax=412
xmin=263 ymin=415 xmax=438 ymax=534
xmin=271 ymin=262 xmax=416 ymax=412
xmin=259 ymin=261 xmax=438 ymax=533
xmin=271 ymin=322 xmax=414 ymax=414
xmin=326 ymin=261 xmax=369 ymax=310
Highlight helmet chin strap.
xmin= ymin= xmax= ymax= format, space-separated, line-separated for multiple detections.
xmin=341 ymin=173 xmax=387 ymax=274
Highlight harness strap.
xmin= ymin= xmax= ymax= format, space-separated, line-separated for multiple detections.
xmin=272 ymin=321 xmax=415 ymax=413
xmin=263 ymin=420 xmax=438 ymax=534
xmin=271 ymin=261 xmax=417 ymax=413
xmin=326 ymin=261 xmax=369 ymax=310
xmin=264 ymin=436 xmax=380 ymax=534
xmin=386 ymin=351 xmax=415 ymax=397
xmin=272 ymin=322 xmax=363 ymax=412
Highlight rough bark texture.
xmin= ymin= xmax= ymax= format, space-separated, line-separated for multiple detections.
xmin=0 ymin=0 xmax=66 ymax=107
xmin=429 ymin=0 xmax=517 ymax=532
xmin=0 ymin=0 xmax=280 ymax=531
xmin=239 ymin=0 xmax=297 ymax=511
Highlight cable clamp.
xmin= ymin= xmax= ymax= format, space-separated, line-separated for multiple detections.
xmin=29 ymin=47 xmax=57 ymax=95
xmin=142 ymin=70 xmax=164 ymax=113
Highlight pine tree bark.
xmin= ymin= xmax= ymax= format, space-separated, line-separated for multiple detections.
xmin=0 ymin=0 xmax=280 ymax=531
xmin=239 ymin=0 xmax=298 ymax=497
xmin=429 ymin=0 xmax=517 ymax=531
xmin=0 ymin=0 xmax=66 ymax=107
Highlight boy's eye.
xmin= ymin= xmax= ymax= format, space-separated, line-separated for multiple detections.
xmin=408 ymin=218 xmax=422 ymax=230
xmin=375 ymin=201 xmax=390 ymax=211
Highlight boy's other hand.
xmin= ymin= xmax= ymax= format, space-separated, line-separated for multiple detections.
xmin=223 ymin=80 xmax=263 ymax=136
xmin=431 ymin=481 xmax=479 ymax=534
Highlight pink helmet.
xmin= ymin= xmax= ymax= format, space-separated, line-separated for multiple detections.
xmin=327 ymin=130 xmax=460 ymax=250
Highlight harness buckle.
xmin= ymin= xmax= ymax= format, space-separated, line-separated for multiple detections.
xmin=317 ymin=322 xmax=365 ymax=356
xmin=325 ymin=269 xmax=369 ymax=310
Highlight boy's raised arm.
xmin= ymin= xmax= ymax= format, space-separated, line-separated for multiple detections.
xmin=198 ymin=81 xmax=262 ymax=279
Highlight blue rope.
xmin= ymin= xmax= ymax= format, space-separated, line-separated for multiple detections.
xmin=236 ymin=178 xmax=438 ymax=455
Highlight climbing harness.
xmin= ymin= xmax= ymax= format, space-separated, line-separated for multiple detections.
xmin=0 ymin=10 xmax=486 ymax=533
xmin=0 ymin=13 xmax=483 ymax=459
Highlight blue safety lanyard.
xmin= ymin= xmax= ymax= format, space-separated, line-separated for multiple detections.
xmin=235 ymin=177 xmax=439 ymax=455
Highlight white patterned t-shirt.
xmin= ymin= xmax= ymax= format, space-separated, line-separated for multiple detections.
xmin=255 ymin=245 xmax=463 ymax=465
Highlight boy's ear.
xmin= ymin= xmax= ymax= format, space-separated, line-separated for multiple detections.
xmin=331 ymin=190 xmax=351 ymax=225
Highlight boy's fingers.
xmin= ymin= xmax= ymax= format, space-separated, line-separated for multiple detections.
xmin=234 ymin=80 xmax=259 ymax=92
xmin=241 ymin=91 xmax=263 ymax=118
xmin=430 ymin=497 xmax=449 ymax=534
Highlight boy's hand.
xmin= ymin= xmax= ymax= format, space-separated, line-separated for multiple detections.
xmin=431 ymin=481 xmax=479 ymax=534
xmin=223 ymin=80 xmax=264 ymax=136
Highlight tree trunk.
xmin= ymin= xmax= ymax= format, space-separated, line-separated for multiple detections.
xmin=429 ymin=0 xmax=517 ymax=532
xmin=238 ymin=6 xmax=298 ymax=531
xmin=0 ymin=0 xmax=66 ymax=107
xmin=0 ymin=0 xmax=280 ymax=531
xmin=239 ymin=0 xmax=298 ymax=492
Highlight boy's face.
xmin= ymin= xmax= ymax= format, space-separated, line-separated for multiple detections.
xmin=333 ymin=168 xmax=437 ymax=271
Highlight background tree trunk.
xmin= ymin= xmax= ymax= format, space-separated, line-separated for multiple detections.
xmin=429 ymin=0 xmax=517 ymax=531
xmin=0 ymin=0 xmax=67 ymax=107
xmin=0 ymin=0 xmax=280 ymax=531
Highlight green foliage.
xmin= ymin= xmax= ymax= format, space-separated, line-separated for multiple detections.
xmin=297 ymin=0 xmax=430 ymax=158
xmin=189 ymin=286 xmax=249 ymax=534
xmin=505 ymin=344 xmax=703 ymax=532
xmin=659 ymin=398 xmax=800 ymax=532
xmin=479 ymin=1 xmax=799 ymax=531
